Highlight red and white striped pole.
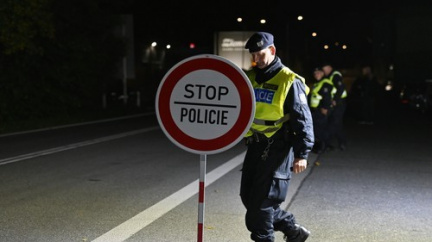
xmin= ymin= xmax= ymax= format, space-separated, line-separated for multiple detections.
xmin=197 ymin=154 xmax=207 ymax=242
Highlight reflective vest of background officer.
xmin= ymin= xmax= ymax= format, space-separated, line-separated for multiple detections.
xmin=309 ymin=76 xmax=334 ymax=110
xmin=327 ymin=70 xmax=347 ymax=103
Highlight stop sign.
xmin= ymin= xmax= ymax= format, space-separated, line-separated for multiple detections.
xmin=155 ymin=54 xmax=255 ymax=154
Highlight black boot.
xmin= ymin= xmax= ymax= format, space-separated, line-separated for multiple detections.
xmin=283 ymin=224 xmax=310 ymax=242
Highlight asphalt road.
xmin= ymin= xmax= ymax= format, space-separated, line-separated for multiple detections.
xmin=1 ymin=105 xmax=431 ymax=242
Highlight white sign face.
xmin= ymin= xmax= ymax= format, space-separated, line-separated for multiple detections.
xmin=156 ymin=54 xmax=255 ymax=155
xmin=170 ymin=70 xmax=240 ymax=140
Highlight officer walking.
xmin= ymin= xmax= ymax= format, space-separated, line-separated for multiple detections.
xmin=309 ymin=67 xmax=335 ymax=153
xmin=240 ymin=32 xmax=314 ymax=242
xmin=321 ymin=62 xmax=348 ymax=150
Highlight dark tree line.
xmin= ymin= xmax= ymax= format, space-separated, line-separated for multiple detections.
xmin=0 ymin=0 xmax=130 ymax=133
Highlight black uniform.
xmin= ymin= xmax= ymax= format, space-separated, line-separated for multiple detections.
xmin=350 ymin=71 xmax=379 ymax=124
xmin=327 ymin=70 xmax=347 ymax=150
xmin=240 ymin=57 xmax=314 ymax=242
xmin=309 ymin=79 xmax=333 ymax=153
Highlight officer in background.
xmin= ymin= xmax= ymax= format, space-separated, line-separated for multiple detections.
xmin=309 ymin=67 xmax=335 ymax=154
xmin=349 ymin=64 xmax=380 ymax=124
xmin=321 ymin=62 xmax=348 ymax=151
xmin=240 ymin=32 xmax=314 ymax=242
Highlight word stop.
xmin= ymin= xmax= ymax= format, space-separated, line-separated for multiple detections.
xmin=180 ymin=84 xmax=231 ymax=125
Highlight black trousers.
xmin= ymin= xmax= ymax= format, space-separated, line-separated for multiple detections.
xmin=240 ymin=135 xmax=297 ymax=241
xmin=328 ymin=99 xmax=347 ymax=146
xmin=311 ymin=109 xmax=330 ymax=144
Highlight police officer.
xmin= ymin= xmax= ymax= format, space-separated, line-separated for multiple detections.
xmin=240 ymin=32 xmax=314 ymax=242
xmin=309 ymin=67 xmax=335 ymax=153
xmin=321 ymin=62 xmax=348 ymax=151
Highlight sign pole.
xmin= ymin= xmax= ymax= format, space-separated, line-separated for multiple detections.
xmin=155 ymin=54 xmax=255 ymax=241
xmin=197 ymin=154 xmax=207 ymax=242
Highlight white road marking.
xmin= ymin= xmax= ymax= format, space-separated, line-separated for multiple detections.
xmin=0 ymin=126 xmax=159 ymax=166
xmin=91 ymin=151 xmax=246 ymax=242
xmin=0 ymin=113 xmax=153 ymax=138
xmin=1 ymin=114 xmax=248 ymax=241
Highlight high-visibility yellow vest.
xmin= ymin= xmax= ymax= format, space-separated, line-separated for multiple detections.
xmin=310 ymin=78 xmax=334 ymax=108
xmin=329 ymin=71 xmax=347 ymax=98
xmin=245 ymin=67 xmax=307 ymax=138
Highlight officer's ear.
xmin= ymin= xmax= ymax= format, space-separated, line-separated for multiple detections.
xmin=269 ymin=45 xmax=276 ymax=55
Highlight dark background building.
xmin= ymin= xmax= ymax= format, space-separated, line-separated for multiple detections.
xmin=0 ymin=0 xmax=430 ymax=134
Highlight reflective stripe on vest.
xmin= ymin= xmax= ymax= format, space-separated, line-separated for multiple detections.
xmin=253 ymin=113 xmax=290 ymax=126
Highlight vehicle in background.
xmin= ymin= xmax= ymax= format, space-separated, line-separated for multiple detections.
xmin=399 ymin=79 xmax=432 ymax=115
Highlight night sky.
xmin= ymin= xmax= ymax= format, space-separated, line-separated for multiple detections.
xmin=129 ymin=1 xmax=392 ymax=63
xmin=126 ymin=0 xmax=431 ymax=83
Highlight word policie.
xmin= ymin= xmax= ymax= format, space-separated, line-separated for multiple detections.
xmin=180 ymin=108 xmax=228 ymax=125
xmin=175 ymin=83 xmax=236 ymax=125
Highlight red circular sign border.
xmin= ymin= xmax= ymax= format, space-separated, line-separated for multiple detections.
xmin=157 ymin=55 xmax=253 ymax=154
